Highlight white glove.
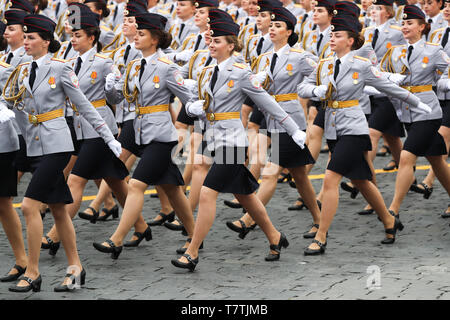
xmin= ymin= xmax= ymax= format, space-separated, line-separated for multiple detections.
xmin=291 ymin=129 xmax=306 ymax=149
xmin=108 ymin=139 xmax=122 ymax=158
xmin=388 ymin=73 xmax=406 ymax=85
xmin=415 ymin=102 xmax=432 ymax=114
xmin=175 ymin=50 xmax=192 ymax=63
xmin=0 ymin=108 xmax=15 ymax=123
xmin=363 ymin=86 xmax=381 ymax=96
xmin=313 ymin=85 xmax=327 ymax=99
xmin=186 ymin=100 xmax=205 ymax=117
xmin=105 ymin=73 xmax=117 ymax=91
xmin=446 ymin=80 xmax=450 ymax=91
xmin=254 ymin=71 xmax=267 ymax=84
xmin=184 ymin=79 xmax=197 ymax=92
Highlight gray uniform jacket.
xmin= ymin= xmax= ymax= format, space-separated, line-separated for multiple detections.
xmin=188 ymin=55 xmax=299 ymax=151
xmin=430 ymin=25 xmax=450 ymax=100
xmin=298 ymin=51 xmax=421 ymax=140
xmin=3 ymin=54 xmax=115 ymax=157
xmin=0 ymin=61 xmax=19 ymax=153
xmin=180 ymin=49 xmax=215 ymax=80
xmin=381 ymin=39 xmax=449 ymax=122
xmin=362 ymin=19 xmax=405 ymax=61
xmin=68 ymin=50 xmax=119 ymax=140
xmin=106 ymin=49 xmax=193 ymax=146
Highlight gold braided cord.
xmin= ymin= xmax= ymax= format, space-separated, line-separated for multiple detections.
xmin=2 ymin=65 xmax=26 ymax=109
xmin=123 ymin=60 xmax=139 ymax=106
xmin=102 ymin=33 xmax=122 ymax=53
xmin=197 ymin=66 xmax=211 ymax=110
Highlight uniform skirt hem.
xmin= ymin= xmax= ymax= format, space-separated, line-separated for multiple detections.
xmin=368 ymin=97 xmax=405 ymax=137
xmin=117 ymin=119 xmax=142 ymax=157
xmin=269 ymin=132 xmax=315 ymax=168
xmin=440 ymin=100 xmax=450 ymax=128
xmin=403 ymin=120 xmax=447 ymax=157
xmin=0 ymin=152 xmax=18 ymax=197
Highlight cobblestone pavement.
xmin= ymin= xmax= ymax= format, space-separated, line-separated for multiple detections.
xmin=0 ymin=146 xmax=449 ymax=300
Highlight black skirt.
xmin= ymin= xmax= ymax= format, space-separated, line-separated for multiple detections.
xmin=25 ymin=152 xmax=73 ymax=204
xmin=440 ymin=100 xmax=450 ymax=128
xmin=403 ymin=120 xmax=447 ymax=156
xmin=269 ymin=132 xmax=315 ymax=168
xmin=66 ymin=116 xmax=81 ymax=156
xmin=368 ymin=97 xmax=405 ymax=137
xmin=0 ymin=152 xmax=18 ymax=197
xmin=132 ymin=141 xmax=184 ymax=186
xmin=327 ymin=135 xmax=373 ymax=180
xmin=71 ymin=137 xmax=129 ymax=180
xmin=249 ymin=108 xmax=265 ymax=126
xmin=117 ymin=119 xmax=142 ymax=157
xmin=203 ymin=147 xmax=259 ymax=194
xmin=313 ymin=106 xmax=326 ymax=129
xmin=176 ymin=104 xmax=196 ymax=126
xmin=14 ymin=135 xmax=31 ymax=173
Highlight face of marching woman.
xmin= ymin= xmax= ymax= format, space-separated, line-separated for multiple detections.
xmin=209 ymin=36 xmax=234 ymax=62
xmin=372 ymin=5 xmax=390 ymax=25
xmin=401 ymin=19 xmax=425 ymax=43
xmin=24 ymin=32 xmax=49 ymax=59
xmin=312 ymin=6 xmax=332 ymax=30
xmin=194 ymin=7 xmax=209 ymax=31
xmin=247 ymin=0 xmax=259 ymax=16
xmin=71 ymin=29 xmax=95 ymax=54
xmin=361 ymin=0 xmax=373 ymax=10
xmin=4 ymin=24 xmax=24 ymax=50
xmin=134 ymin=28 xmax=158 ymax=56
xmin=122 ymin=16 xmax=137 ymax=39
xmin=329 ymin=31 xmax=354 ymax=57
xmin=423 ymin=0 xmax=443 ymax=18
xmin=176 ymin=1 xmax=196 ymax=21
xmin=444 ymin=2 xmax=450 ymax=22
xmin=256 ymin=11 xmax=272 ymax=34
xmin=241 ymin=0 xmax=249 ymax=11
xmin=269 ymin=21 xmax=291 ymax=48
xmin=204 ymin=25 xmax=212 ymax=45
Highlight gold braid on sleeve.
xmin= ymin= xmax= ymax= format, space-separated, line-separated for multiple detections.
xmin=123 ymin=60 xmax=139 ymax=107
xmin=2 ymin=65 xmax=26 ymax=110
xmin=198 ymin=67 xmax=211 ymax=110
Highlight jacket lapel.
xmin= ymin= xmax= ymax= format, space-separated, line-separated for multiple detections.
xmin=139 ymin=51 xmax=160 ymax=87
xmin=336 ymin=52 xmax=353 ymax=83
xmin=32 ymin=54 xmax=52 ymax=92
xmin=273 ymin=48 xmax=289 ymax=77
xmin=78 ymin=49 xmax=96 ymax=79
xmin=409 ymin=39 xmax=425 ymax=65
xmin=213 ymin=58 xmax=233 ymax=93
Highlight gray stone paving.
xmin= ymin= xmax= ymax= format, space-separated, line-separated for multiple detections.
xmin=0 ymin=146 xmax=449 ymax=300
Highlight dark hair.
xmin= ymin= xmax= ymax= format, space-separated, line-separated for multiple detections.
xmin=418 ymin=19 xmax=431 ymax=37
xmin=37 ymin=31 xmax=61 ymax=53
xmin=149 ymin=29 xmax=172 ymax=49
xmin=224 ymin=35 xmax=243 ymax=53
xmin=30 ymin=0 xmax=48 ymax=11
xmin=92 ymin=1 xmax=110 ymax=18
xmin=0 ymin=35 xmax=7 ymax=52
xmin=288 ymin=32 xmax=299 ymax=46
xmin=347 ymin=31 xmax=364 ymax=50
xmin=82 ymin=26 xmax=103 ymax=52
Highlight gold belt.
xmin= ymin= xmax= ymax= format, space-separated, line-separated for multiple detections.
xmin=72 ymin=99 xmax=107 ymax=113
xmin=327 ymin=100 xmax=359 ymax=109
xmin=272 ymin=93 xmax=299 ymax=102
xmin=28 ymin=108 xmax=64 ymax=125
xmin=401 ymin=85 xmax=433 ymax=93
xmin=206 ymin=112 xmax=240 ymax=122
xmin=135 ymin=104 xmax=169 ymax=115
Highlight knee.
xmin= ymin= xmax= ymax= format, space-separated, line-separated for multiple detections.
xmin=128 ymin=179 xmax=146 ymax=194
xmin=20 ymin=200 xmax=38 ymax=218
xmin=67 ymin=174 xmax=86 ymax=191
xmin=398 ymin=153 xmax=416 ymax=168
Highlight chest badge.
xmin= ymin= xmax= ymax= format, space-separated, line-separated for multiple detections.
xmin=422 ymin=57 xmax=429 ymax=68
xmin=328 ymin=63 xmax=333 ymax=76
xmin=91 ymin=71 xmax=97 ymax=84
xmin=352 ymin=72 xmax=359 ymax=85
xmin=48 ymin=76 xmax=56 ymax=89
xmin=153 ymin=75 xmax=160 ymax=88
xmin=286 ymin=64 xmax=293 ymax=76
xmin=227 ymin=80 xmax=234 ymax=92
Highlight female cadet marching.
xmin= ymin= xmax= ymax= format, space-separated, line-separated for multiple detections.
xmin=172 ymin=10 xmax=307 ymax=271
xmin=93 ymin=12 xmax=196 ymax=259
xmin=383 ymin=5 xmax=450 ymax=218
xmin=40 ymin=3 xmax=130 ymax=256
xmin=298 ymin=7 xmax=431 ymax=255
xmin=2 ymin=14 xmax=121 ymax=292
xmin=225 ymin=5 xmax=323 ymax=241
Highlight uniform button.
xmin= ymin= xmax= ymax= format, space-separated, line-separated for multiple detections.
xmin=31 ymin=109 xmax=35 ymax=113
xmin=78 ymin=125 xmax=81 ymax=128
xmin=405 ymin=106 xmax=409 ymax=110
xmin=138 ymin=128 xmax=141 ymax=132
xmin=35 ymin=136 xmax=39 ymax=141
xmin=332 ymin=111 xmax=336 ymax=115
xmin=331 ymin=123 xmax=335 ymax=127
xmin=138 ymin=116 xmax=142 ymax=119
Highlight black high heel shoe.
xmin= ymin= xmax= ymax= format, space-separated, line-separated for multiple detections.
xmin=148 ymin=211 xmax=175 ymax=226
xmin=78 ymin=207 xmax=100 ymax=224
xmin=171 ymin=254 xmax=199 ymax=272
xmin=0 ymin=265 xmax=26 ymax=283
xmin=304 ymin=239 xmax=327 ymax=256
xmin=376 ymin=145 xmax=391 ymax=157
xmin=277 ymin=172 xmax=292 ymax=183
xmin=340 ymin=181 xmax=359 ymax=199
xmin=40 ymin=208 xmax=50 ymax=220
xmin=409 ymin=182 xmax=433 ymax=199
xmin=124 ymin=227 xmax=152 ymax=247
xmin=265 ymin=233 xmax=289 ymax=261
xmin=383 ymin=159 xmax=398 ymax=171
xmin=54 ymin=269 xmax=86 ymax=292
xmin=8 ymin=275 xmax=42 ymax=293
xmin=93 ymin=239 xmax=123 ymax=260
xmin=288 ymin=197 xmax=306 ymax=211
xmin=381 ymin=217 xmax=404 ymax=244
xmin=442 ymin=204 xmax=450 ymax=218
xmin=223 ymin=200 xmax=243 ymax=209
xmin=303 ymin=224 xmax=320 ymax=239
xmin=226 ymin=219 xmax=257 ymax=239
xmin=176 ymin=238 xmax=204 ymax=254
xmin=41 ymin=236 xmax=60 ymax=256
xmin=97 ymin=205 xmax=119 ymax=221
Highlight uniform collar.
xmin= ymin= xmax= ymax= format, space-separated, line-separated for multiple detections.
xmin=32 ymin=53 xmax=50 ymax=68
xmin=406 ymin=38 xmax=423 ymax=50
xmin=142 ymin=51 xmax=159 ymax=65
xmin=335 ymin=51 xmax=351 ymax=65
xmin=217 ymin=56 xmax=232 ymax=71
xmin=376 ymin=20 xmax=389 ymax=32
xmin=8 ymin=46 xmax=23 ymax=57
xmin=427 ymin=12 xmax=441 ymax=23
xmin=273 ymin=43 xmax=289 ymax=56
xmin=319 ymin=25 xmax=331 ymax=36
xmin=78 ymin=46 xmax=96 ymax=63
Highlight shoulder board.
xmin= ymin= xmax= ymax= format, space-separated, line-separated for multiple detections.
xmin=67 ymin=57 xmax=77 ymax=61
xmin=433 ymin=27 xmax=446 ymax=33
xmin=426 ymin=42 xmax=440 ymax=46
xmin=95 ymin=53 xmax=109 ymax=59
xmin=261 ymin=52 xmax=271 ymax=57
xmin=18 ymin=62 xmax=30 ymax=67
xmin=158 ymin=57 xmax=173 ymax=64
xmin=101 ymin=25 xmax=112 ymax=32
xmin=0 ymin=60 xmax=11 ymax=68
xmin=51 ymin=58 xmax=67 ymax=63
xmin=233 ymin=52 xmax=240 ymax=57
xmin=319 ymin=57 xmax=332 ymax=62
xmin=60 ymin=40 xmax=70 ymax=45
xmin=294 ymin=4 xmax=302 ymax=8
xmin=290 ymin=48 xmax=304 ymax=53
xmin=203 ymin=64 xmax=215 ymax=69
xmin=389 ymin=25 xmax=402 ymax=31
xmin=233 ymin=63 xmax=248 ymax=69
xmin=354 ymin=56 xmax=369 ymax=62
xmin=157 ymin=9 xmax=170 ymax=15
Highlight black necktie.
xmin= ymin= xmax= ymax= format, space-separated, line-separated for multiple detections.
xmin=245 ymin=17 xmax=249 ymax=26
xmin=63 ymin=42 xmax=72 ymax=59
xmin=256 ymin=37 xmax=264 ymax=56
xmin=55 ymin=2 xmax=61 ymax=18
xmin=407 ymin=45 xmax=413 ymax=61
xmin=428 ymin=18 xmax=433 ymax=24
xmin=270 ymin=53 xmax=278 ymax=74
xmin=124 ymin=44 xmax=131 ymax=63
xmin=442 ymin=27 xmax=450 ymax=48
xmin=316 ymin=34 xmax=323 ymax=53
xmin=179 ymin=23 xmax=185 ymax=38
xmin=210 ymin=66 xmax=218 ymax=91
xmin=75 ymin=57 xmax=82 ymax=75
xmin=372 ymin=29 xmax=379 ymax=49
xmin=6 ymin=52 xmax=13 ymax=64
xmin=29 ymin=61 xmax=37 ymax=90
xmin=312 ymin=24 xmax=317 ymax=31
xmin=334 ymin=59 xmax=340 ymax=81
xmin=205 ymin=55 xmax=212 ymax=66
xmin=194 ymin=34 xmax=202 ymax=51
xmin=301 ymin=14 xmax=308 ymax=24
xmin=113 ymin=4 xmax=118 ymax=21
xmin=139 ymin=59 xmax=146 ymax=81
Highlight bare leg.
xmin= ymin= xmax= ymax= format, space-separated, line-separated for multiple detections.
xmin=241 ymin=104 xmax=252 ymax=128
xmin=189 ymin=154 xmax=213 ymax=212
xmin=389 ymin=150 xmax=417 ymax=214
